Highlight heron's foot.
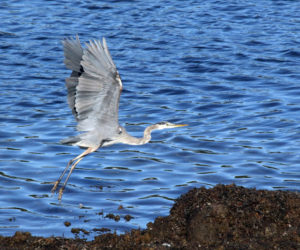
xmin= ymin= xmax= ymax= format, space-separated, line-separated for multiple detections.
xmin=51 ymin=181 xmax=60 ymax=193
xmin=58 ymin=186 xmax=65 ymax=201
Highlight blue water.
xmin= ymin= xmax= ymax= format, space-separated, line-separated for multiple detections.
xmin=0 ymin=0 xmax=299 ymax=239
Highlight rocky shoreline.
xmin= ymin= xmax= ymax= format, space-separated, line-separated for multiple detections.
xmin=1 ymin=184 xmax=299 ymax=249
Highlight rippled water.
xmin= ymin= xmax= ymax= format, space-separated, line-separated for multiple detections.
xmin=0 ymin=0 xmax=299 ymax=239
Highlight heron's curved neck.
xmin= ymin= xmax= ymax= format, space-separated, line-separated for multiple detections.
xmin=141 ymin=125 xmax=155 ymax=144
xmin=125 ymin=125 xmax=156 ymax=145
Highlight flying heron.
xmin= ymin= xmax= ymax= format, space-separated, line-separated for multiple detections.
xmin=51 ymin=35 xmax=187 ymax=200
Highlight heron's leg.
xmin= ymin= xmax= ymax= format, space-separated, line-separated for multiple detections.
xmin=57 ymin=147 xmax=95 ymax=200
xmin=51 ymin=158 xmax=75 ymax=193
xmin=58 ymin=157 xmax=83 ymax=200
xmin=51 ymin=150 xmax=90 ymax=193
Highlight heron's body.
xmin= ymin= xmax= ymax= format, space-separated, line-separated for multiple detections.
xmin=51 ymin=36 xmax=186 ymax=200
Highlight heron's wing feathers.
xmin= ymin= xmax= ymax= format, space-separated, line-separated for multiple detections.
xmin=63 ymin=35 xmax=83 ymax=72
xmin=63 ymin=35 xmax=84 ymax=118
xmin=64 ymin=37 xmax=122 ymax=139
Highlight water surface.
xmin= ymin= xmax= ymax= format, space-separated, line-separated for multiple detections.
xmin=0 ymin=0 xmax=300 ymax=239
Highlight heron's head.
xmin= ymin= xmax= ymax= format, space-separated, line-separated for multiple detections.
xmin=153 ymin=121 xmax=188 ymax=130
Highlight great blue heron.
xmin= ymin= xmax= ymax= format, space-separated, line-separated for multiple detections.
xmin=51 ymin=35 xmax=187 ymax=200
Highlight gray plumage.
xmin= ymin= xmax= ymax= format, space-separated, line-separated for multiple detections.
xmin=62 ymin=35 xmax=122 ymax=148
xmin=52 ymin=35 xmax=187 ymax=200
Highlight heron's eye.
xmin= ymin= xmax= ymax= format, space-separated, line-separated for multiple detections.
xmin=157 ymin=121 xmax=167 ymax=125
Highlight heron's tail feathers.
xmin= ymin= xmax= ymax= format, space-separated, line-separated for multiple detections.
xmin=60 ymin=135 xmax=81 ymax=146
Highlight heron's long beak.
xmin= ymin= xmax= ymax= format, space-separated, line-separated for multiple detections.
xmin=174 ymin=124 xmax=188 ymax=127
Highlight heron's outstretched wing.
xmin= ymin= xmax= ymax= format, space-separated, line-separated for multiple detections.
xmin=62 ymin=36 xmax=122 ymax=147
xmin=63 ymin=35 xmax=84 ymax=118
